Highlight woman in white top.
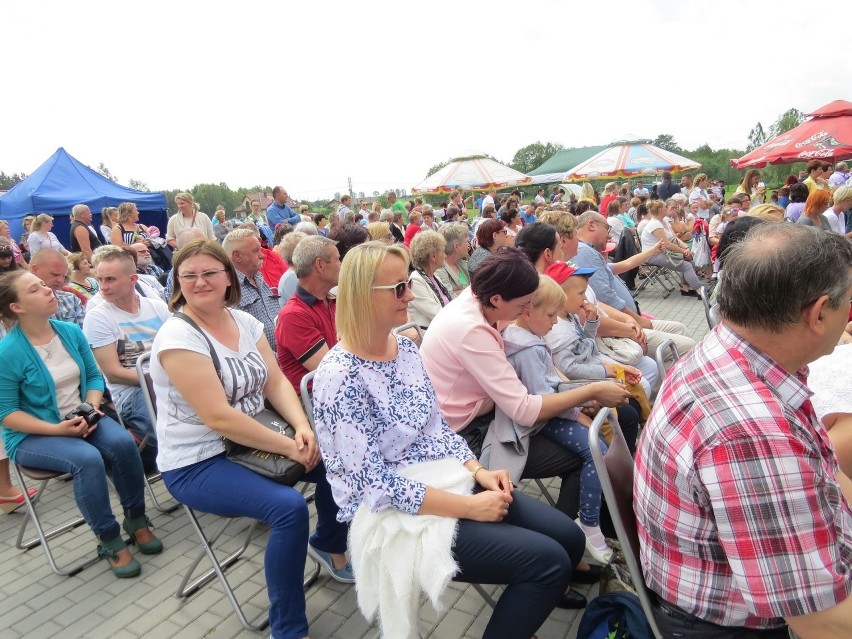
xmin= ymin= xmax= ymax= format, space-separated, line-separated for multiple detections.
xmin=639 ymin=200 xmax=703 ymax=297
xmin=100 ymin=207 xmax=118 ymax=244
xmin=150 ymin=240 xmax=351 ymax=639
xmin=27 ymin=214 xmax=69 ymax=257
xmin=165 ymin=193 xmax=215 ymax=249
xmin=409 ymin=231 xmax=453 ymax=331
xmin=687 ymin=173 xmax=712 ymax=220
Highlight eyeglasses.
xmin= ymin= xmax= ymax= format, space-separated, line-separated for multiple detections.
xmin=136 ymin=249 xmax=151 ymax=256
xmin=178 ymin=269 xmax=227 ymax=283
xmin=372 ymin=274 xmax=414 ymax=300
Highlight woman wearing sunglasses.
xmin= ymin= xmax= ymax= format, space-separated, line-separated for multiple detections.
xmin=313 ymin=241 xmax=586 ymax=639
xmin=149 ymin=240 xmax=352 ymax=639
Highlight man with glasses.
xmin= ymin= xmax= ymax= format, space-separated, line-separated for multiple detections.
xmin=83 ymin=247 xmax=169 ymax=470
xmin=223 ymin=228 xmax=280 ymax=349
xmin=130 ymin=242 xmax=164 ymax=279
xmin=275 ymin=236 xmax=341 ymax=389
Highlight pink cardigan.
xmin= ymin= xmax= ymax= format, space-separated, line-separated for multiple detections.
xmin=420 ymin=289 xmax=542 ymax=432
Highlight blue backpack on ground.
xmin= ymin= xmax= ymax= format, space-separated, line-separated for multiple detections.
xmin=576 ymin=591 xmax=654 ymax=639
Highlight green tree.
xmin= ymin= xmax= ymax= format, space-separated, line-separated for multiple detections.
xmin=128 ymin=178 xmax=150 ymax=192
xmin=0 ymin=171 xmax=27 ymax=189
xmin=191 ymin=183 xmax=240 ymax=217
xmin=95 ymin=163 xmax=117 ymax=182
xmin=769 ymin=108 xmax=805 ymax=137
xmin=653 ymin=134 xmax=682 ymax=154
xmin=747 ymin=122 xmax=766 ymax=152
xmin=510 ymin=141 xmax=564 ymax=174
xmin=425 ymin=159 xmax=451 ymax=178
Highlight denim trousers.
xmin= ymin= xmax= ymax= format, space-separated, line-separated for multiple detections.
xmin=163 ymin=454 xmax=348 ymax=639
xmin=539 ymin=417 xmax=606 ymax=526
xmin=116 ymin=388 xmax=158 ymax=472
xmin=14 ymin=416 xmax=146 ymax=541
xmin=453 ymin=491 xmax=585 ymax=639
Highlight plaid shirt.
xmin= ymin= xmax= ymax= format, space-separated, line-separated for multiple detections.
xmin=53 ymin=289 xmax=85 ymax=327
xmin=635 ymin=324 xmax=852 ymax=629
xmin=237 ymin=270 xmax=280 ymax=350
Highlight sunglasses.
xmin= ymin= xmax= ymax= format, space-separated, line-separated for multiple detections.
xmin=372 ymin=274 xmax=414 ymax=300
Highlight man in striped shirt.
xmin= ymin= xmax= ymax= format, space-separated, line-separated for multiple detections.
xmin=636 ymin=223 xmax=852 ymax=638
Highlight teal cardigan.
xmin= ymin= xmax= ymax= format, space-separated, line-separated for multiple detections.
xmin=0 ymin=320 xmax=104 ymax=461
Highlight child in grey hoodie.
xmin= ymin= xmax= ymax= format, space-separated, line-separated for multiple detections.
xmin=503 ymin=270 xmax=614 ymax=564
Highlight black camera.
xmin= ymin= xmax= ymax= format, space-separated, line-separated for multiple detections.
xmin=64 ymin=402 xmax=101 ymax=427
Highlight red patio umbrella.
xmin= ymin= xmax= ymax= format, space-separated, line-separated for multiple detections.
xmin=731 ymin=100 xmax=852 ymax=169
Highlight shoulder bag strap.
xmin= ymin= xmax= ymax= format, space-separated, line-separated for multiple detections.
xmin=173 ymin=312 xmax=222 ymax=381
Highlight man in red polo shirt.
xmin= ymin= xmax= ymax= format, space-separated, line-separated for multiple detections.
xmin=275 ymin=236 xmax=341 ymax=389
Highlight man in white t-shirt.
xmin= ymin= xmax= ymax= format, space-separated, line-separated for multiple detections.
xmin=533 ymin=187 xmax=546 ymax=207
xmin=83 ymin=249 xmax=169 ymax=470
xmin=633 ymin=183 xmax=650 ymax=199
xmin=481 ymin=188 xmax=496 ymax=212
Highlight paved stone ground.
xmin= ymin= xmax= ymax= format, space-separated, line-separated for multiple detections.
xmin=0 ymin=279 xmax=710 ymax=639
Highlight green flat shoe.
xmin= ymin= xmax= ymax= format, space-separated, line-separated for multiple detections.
xmin=97 ymin=536 xmax=141 ymax=578
xmin=122 ymin=515 xmax=164 ymax=555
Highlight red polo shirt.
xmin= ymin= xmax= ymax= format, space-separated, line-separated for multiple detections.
xmin=276 ymin=284 xmax=337 ymax=389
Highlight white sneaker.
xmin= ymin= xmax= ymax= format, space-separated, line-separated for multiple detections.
xmin=575 ymin=518 xmax=613 ymax=564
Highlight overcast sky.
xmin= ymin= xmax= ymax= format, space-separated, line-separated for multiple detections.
xmin=2 ymin=0 xmax=848 ymax=200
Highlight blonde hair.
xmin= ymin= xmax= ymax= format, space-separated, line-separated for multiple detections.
xmin=336 ymin=241 xmax=409 ymax=352
xmin=366 ymin=221 xmax=391 ymax=242
xmin=538 ymin=210 xmax=576 ymax=238
xmin=832 ymin=185 xmax=852 ymax=204
xmin=117 ymin=202 xmax=138 ymax=224
xmin=747 ymin=204 xmax=784 ymax=222
xmin=531 ymin=273 xmax=566 ymax=309
xmin=32 ymin=214 xmax=54 ymax=231
xmin=175 ymin=192 xmax=195 ymax=206
xmin=409 ymin=230 xmax=445 ymax=270
xmin=579 ymin=183 xmax=595 ymax=202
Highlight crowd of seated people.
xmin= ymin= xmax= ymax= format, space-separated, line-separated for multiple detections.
xmin=2 ymin=170 xmax=852 ymax=638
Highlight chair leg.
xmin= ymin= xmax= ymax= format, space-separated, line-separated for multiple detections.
xmin=533 ymin=478 xmax=556 ymax=508
xmin=176 ymin=506 xmax=269 ymax=632
xmin=144 ymin=472 xmax=180 ymax=514
xmin=472 ymin=583 xmax=498 ymax=609
xmin=12 ymin=467 xmax=100 ymax=577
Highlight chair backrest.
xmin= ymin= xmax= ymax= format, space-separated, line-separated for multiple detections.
xmin=300 ymin=370 xmax=316 ymax=428
xmin=588 ymin=408 xmax=663 ymax=639
xmin=135 ymin=351 xmax=158 ymax=422
xmin=653 ymin=338 xmax=680 ymax=383
xmin=699 ymin=286 xmax=713 ymax=329
xmin=391 ymin=321 xmax=425 ymax=343
xmin=709 ymin=304 xmax=722 ymax=328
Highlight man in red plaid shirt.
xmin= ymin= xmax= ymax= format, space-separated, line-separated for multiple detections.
xmin=636 ymin=223 xmax=852 ymax=638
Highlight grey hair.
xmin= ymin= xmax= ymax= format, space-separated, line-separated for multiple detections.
xmin=222 ymin=228 xmax=257 ymax=256
xmin=342 ymin=210 xmax=357 ymax=223
xmin=379 ymin=210 xmax=394 ymax=223
xmin=293 ymin=221 xmax=319 ymax=236
xmin=439 ymin=223 xmax=469 ymax=255
xmin=292 ymin=236 xmax=338 ymax=278
xmin=71 ymin=204 xmax=89 ymax=219
xmin=718 ymin=223 xmax=852 ymax=332
xmin=278 ymin=231 xmax=307 ymax=267
xmin=177 ymin=227 xmax=207 ymax=249
xmin=421 ymin=204 xmax=433 ymax=215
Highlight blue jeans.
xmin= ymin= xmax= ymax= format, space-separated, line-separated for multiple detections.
xmin=453 ymin=491 xmax=585 ymax=639
xmin=14 ymin=416 xmax=146 ymax=541
xmin=539 ymin=418 xmax=606 ymax=527
xmin=117 ymin=388 xmax=158 ymax=472
xmin=163 ymin=454 xmax=348 ymax=639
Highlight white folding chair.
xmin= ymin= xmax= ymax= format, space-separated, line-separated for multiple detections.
xmin=588 ymin=409 xmax=663 ymax=639
xmin=12 ymin=465 xmax=100 ymax=576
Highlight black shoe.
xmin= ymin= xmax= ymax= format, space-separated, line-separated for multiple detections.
xmin=680 ymin=289 xmax=699 ymax=297
xmin=571 ymin=564 xmax=603 ymax=585
xmin=556 ymin=588 xmax=588 ymax=609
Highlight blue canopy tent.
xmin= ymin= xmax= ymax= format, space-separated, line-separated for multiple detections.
xmin=0 ymin=147 xmax=168 ymax=246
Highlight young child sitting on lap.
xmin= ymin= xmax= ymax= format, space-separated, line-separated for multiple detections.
xmin=503 ymin=272 xmax=613 ymax=564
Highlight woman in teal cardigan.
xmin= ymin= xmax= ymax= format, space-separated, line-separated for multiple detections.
xmin=0 ymin=270 xmax=163 ymax=578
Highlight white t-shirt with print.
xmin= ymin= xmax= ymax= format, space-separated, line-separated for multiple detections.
xmin=149 ymin=309 xmax=268 ymax=472
xmin=83 ymin=294 xmax=169 ymax=406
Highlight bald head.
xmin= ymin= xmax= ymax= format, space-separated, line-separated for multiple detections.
xmin=29 ymin=248 xmax=69 ymax=291
xmin=177 ymin=227 xmax=206 ymax=248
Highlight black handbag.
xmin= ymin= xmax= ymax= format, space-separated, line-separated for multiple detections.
xmin=173 ymin=312 xmax=305 ymax=486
